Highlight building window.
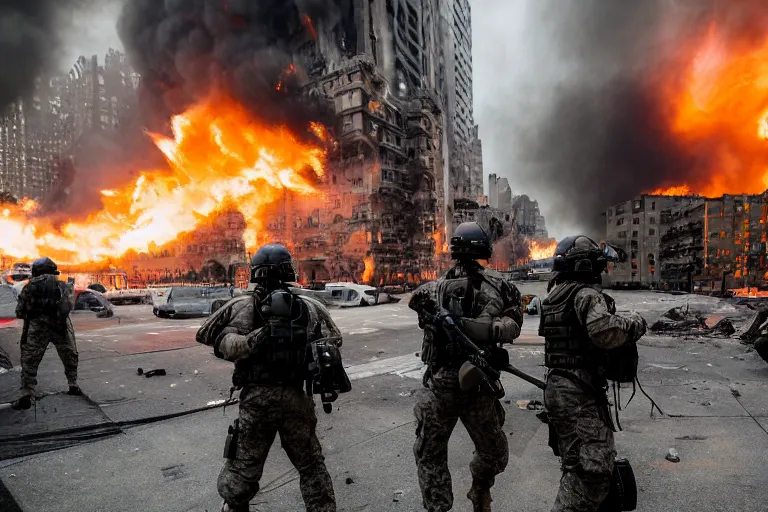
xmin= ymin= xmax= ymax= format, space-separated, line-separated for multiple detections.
xmin=633 ymin=200 xmax=641 ymax=209
xmin=632 ymin=230 xmax=638 ymax=238
xmin=617 ymin=218 xmax=625 ymax=226
xmin=649 ymin=216 xmax=656 ymax=224
xmin=618 ymin=231 xmax=627 ymax=239
xmin=607 ymin=209 xmax=613 ymax=217
xmin=632 ymin=217 xmax=640 ymax=225
xmin=651 ymin=201 xmax=656 ymax=210
xmin=649 ymin=228 xmax=656 ymax=236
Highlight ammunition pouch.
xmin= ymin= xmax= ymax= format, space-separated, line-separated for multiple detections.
xmin=223 ymin=418 xmax=240 ymax=460
xmin=308 ymin=338 xmax=351 ymax=413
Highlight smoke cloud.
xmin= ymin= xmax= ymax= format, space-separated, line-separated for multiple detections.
xmin=476 ymin=0 xmax=768 ymax=236
xmin=117 ymin=0 xmax=340 ymax=136
xmin=0 ymin=0 xmax=93 ymax=109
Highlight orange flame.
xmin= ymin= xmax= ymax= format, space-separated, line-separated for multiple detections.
xmin=529 ymin=239 xmax=557 ymax=261
xmin=301 ymin=15 xmax=317 ymax=40
xmin=649 ymin=24 xmax=768 ymax=196
xmin=362 ymin=256 xmax=375 ymax=283
xmin=0 ymin=95 xmax=326 ymax=264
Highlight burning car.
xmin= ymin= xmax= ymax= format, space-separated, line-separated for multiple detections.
xmin=153 ymin=286 xmax=234 ymax=318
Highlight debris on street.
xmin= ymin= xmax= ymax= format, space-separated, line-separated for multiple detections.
xmin=665 ymin=448 xmax=681 ymax=463
xmin=137 ymin=368 xmax=167 ymax=378
xmin=650 ymin=307 xmax=735 ymax=336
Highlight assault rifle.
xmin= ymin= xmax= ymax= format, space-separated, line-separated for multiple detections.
xmin=414 ymin=296 xmax=546 ymax=396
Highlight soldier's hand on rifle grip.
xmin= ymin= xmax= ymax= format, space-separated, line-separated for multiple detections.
xmin=492 ymin=317 xmax=520 ymax=344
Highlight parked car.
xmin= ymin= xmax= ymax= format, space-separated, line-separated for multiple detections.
xmin=73 ymin=289 xmax=114 ymax=318
xmin=323 ymin=282 xmax=399 ymax=307
xmin=153 ymin=286 xmax=234 ymax=318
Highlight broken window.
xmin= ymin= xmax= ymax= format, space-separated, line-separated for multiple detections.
xmin=633 ymin=217 xmax=640 ymax=225
xmin=617 ymin=218 xmax=625 ymax=226
xmin=632 ymin=230 xmax=638 ymax=238
xmin=649 ymin=228 xmax=656 ymax=236
xmin=651 ymin=201 xmax=656 ymax=210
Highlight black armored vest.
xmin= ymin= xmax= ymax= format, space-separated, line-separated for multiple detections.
xmin=234 ymin=290 xmax=310 ymax=387
xmin=539 ymin=282 xmax=595 ymax=371
xmin=25 ymin=276 xmax=64 ymax=320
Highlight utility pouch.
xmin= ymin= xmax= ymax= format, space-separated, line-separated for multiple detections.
xmin=599 ymin=458 xmax=637 ymax=511
xmin=548 ymin=423 xmax=560 ymax=457
xmin=223 ymin=418 xmax=240 ymax=460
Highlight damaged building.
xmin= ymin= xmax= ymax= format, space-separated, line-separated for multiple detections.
xmin=659 ymin=193 xmax=768 ymax=292
xmin=0 ymin=49 xmax=138 ymax=201
xmin=254 ymin=0 xmax=472 ymax=285
xmin=605 ymin=192 xmax=768 ymax=292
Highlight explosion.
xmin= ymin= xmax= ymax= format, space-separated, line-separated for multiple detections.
xmin=651 ymin=22 xmax=768 ymax=197
xmin=0 ymin=95 xmax=327 ymax=264
xmin=528 ymin=239 xmax=557 ymax=261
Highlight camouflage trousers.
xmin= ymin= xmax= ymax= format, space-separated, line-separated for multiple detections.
xmin=544 ymin=371 xmax=615 ymax=512
xmin=20 ymin=320 xmax=78 ymax=395
xmin=217 ymin=385 xmax=336 ymax=511
xmin=413 ymin=369 xmax=509 ymax=512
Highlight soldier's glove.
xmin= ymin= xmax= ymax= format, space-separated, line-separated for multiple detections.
xmin=492 ymin=317 xmax=520 ymax=344
xmin=487 ymin=346 xmax=510 ymax=370
xmin=627 ymin=312 xmax=647 ymax=342
xmin=246 ymin=328 xmax=268 ymax=349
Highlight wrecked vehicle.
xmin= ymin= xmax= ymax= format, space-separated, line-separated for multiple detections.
xmin=292 ymin=282 xmax=399 ymax=307
xmin=738 ymin=308 xmax=768 ymax=363
xmin=153 ymin=286 xmax=233 ymax=318
xmin=73 ymin=289 xmax=114 ymax=318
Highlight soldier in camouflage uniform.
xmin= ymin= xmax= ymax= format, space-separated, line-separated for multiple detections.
xmin=409 ymin=222 xmax=523 ymax=512
xmin=197 ymin=244 xmax=340 ymax=512
xmin=14 ymin=257 xmax=80 ymax=407
xmin=539 ymin=236 xmax=646 ymax=512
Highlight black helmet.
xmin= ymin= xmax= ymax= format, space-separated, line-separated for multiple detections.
xmin=250 ymin=244 xmax=296 ymax=286
xmin=31 ymin=257 xmax=59 ymax=277
xmin=552 ymin=235 xmax=607 ymax=276
xmin=450 ymin=222 xmax=492 ymax=261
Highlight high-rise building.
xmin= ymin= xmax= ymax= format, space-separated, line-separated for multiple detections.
xmin=470 ymin=124 xmax=483 ymax=199
xmin=0 ymin=49 xmax=138 ymax=201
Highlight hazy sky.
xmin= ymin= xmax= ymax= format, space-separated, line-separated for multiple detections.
xmin=470 ymin=0 xmax=575 ymax=240
xmin=55 ymin=1 xmax=571 ymax=238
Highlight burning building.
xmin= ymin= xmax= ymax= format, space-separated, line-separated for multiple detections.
xmin=659 ymin=193 xmax=768 ymax=292
xmin=0 ymin=1 xmax=485 ymax=287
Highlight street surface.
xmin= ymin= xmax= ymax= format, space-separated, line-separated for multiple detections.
xmin=1 ymin=283 xmax=767 ymax=511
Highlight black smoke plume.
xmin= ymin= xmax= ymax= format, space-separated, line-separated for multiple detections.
xmin=503 ymin=0 xmax=768 ymax=235
xmin=0 ymin=0 xmax=87 ymax=109
xmin=117 ymin=0 xmax=340 ymax=137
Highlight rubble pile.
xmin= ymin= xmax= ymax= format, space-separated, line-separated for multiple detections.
xmin=738 ymin=308 xmax=768 ymax=363
xmin=650 ymin=307 xmax=735 ymax=337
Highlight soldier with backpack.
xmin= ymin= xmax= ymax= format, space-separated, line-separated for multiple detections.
xmin=539 ymin=236 xmax=646 ymax=511
xmin=14 ymin=257 xmax=79 ymax=409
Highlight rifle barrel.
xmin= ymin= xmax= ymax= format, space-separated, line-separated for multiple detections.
xmin=502 ymin=364 xmax=547 ymax=390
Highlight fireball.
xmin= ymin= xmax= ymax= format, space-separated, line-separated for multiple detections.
xmin=0 ymin=95 xmax=327 ymax=264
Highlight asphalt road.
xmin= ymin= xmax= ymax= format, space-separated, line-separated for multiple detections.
xmin=0 ymin=285 xmax=767 ymax=511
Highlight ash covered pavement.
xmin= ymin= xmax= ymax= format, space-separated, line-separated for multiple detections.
xmin=1 ymin=285 xmax=767 ymax=511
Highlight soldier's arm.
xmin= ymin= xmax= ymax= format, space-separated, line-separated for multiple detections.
xmin=574 ymin=288 xmax=645 ymax=350
xmin=461 ymin=280 xmax=521 ymax=344
xmin=15 ymin=288 xmax=28 ymax=319
xmin=214 ymin=327 xmax=265 ymax=362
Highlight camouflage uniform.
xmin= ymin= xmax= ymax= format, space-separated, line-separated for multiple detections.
xmin=411 ymin=267 xmax=523 ymax=511
xmin=543 ymin=285 xmax=645 ymax=512
xmin=15 ymin=275 xmax=77 ymax=396
xmin=197 ymin=290 xmax=339 ymax=511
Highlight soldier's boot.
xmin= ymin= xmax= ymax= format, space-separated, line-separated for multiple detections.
xmin=220 ymin=500 xmax=249 ymax=512
xmin=467 ymin=480 xmax=493 ymax=512
xmin=11 ymin=395 xmax=33 ymax=410
xmin=68 ymin=385 xmax=83 ymax=396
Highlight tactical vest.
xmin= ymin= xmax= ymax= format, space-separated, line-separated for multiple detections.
xmin=25 ymin=276 xmax=64 ymax=321
xmin=539 ymin=282 xmax=638 ymax=383
xmin=539 ymin=282 xmax=595 ymax=371
xmin=234 ymin=291 xmax=310 ymax=387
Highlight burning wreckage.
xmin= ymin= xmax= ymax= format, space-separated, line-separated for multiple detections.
xmin=0 ymin=1 xmax=443 ymax=292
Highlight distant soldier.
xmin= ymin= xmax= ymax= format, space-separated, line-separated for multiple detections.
xmin=409 ymin=221 xmax=523 ymax=512
xmin=197 ymin=244 xmax=349 ymax=512
xmin=14 ymin=257 xmax=80 ymax=409
xmin=540 ymin=236 xmax=646 ymax=511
